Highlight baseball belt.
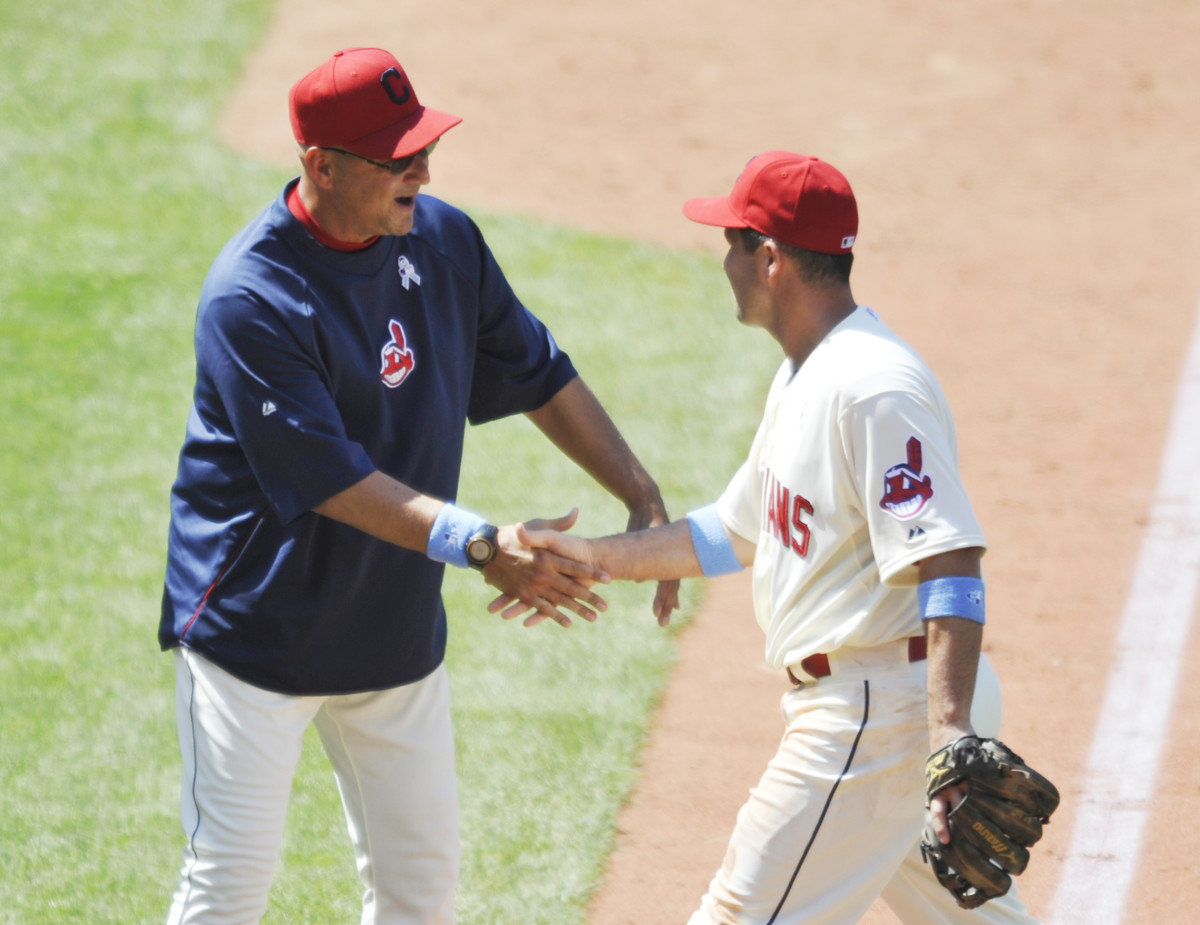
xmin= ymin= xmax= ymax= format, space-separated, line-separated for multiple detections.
xmin=787 ymin=636 xmax=928 ymax=686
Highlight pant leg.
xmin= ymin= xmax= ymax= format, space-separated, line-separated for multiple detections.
xmin=167 ymin=648 xmax=321 ymax=925
xmin=882 ymin=845 xmax=1042 ymax=925
xmin=882 ymin=654 xmax=1044 ymax=925
xmin=688 ymin=669 xmax=930 ymax=925
xmin=314 ymin=663 xmax=459 ymax=925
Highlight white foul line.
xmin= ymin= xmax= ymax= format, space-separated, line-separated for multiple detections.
xmin=1048 ymin=303 xmax=1200 ymax=925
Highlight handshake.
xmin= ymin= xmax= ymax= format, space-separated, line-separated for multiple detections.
xmin=478 ymin=508 xmax=700 ymax=629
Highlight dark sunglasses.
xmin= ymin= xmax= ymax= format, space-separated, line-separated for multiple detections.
xmin=325 ymin=139 xmax=439 ymax=175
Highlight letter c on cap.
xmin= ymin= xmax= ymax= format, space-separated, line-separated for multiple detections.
xmin=381 ymin=67 xmax=412 ymax=106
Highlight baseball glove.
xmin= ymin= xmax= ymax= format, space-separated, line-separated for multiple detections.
xmin=920 ymin=736 xmax=1060 ymax=909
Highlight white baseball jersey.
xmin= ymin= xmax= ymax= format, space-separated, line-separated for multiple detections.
xmin=717 ymin=306 xmax=986 ymax=671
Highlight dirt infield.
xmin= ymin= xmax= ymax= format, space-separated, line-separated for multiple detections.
xmin=221 ymin=3 xmax=1200 ymax=922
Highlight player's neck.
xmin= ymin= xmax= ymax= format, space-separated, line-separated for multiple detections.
xmin=292 ymin=177 xmax=380 ymax=250
xmin=779 ymin=288 xmax=858 ymax=368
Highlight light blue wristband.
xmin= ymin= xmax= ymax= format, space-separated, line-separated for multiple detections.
xmin=686 ymin=503 xmax=744 ymax=577
xmin=918 ymin=576 xmax=986 ymax=624
xmin=427 ymin=503 xmax=488 ymax=569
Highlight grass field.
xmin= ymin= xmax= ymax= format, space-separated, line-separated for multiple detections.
xmin=0 ymin=1 xmax=779 ymax=921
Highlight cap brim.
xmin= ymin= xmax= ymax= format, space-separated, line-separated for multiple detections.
xmin=682 ymin=196 xmax=748 ymax=229
xmin=349 ymin=106 xmax=463 ymax=160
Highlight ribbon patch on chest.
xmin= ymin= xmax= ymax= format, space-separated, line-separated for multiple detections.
xmin=879 ymin=436 xmax=933 ymax=520
xmin=397 ymin=255 xmax=421 ymax=290
xmin=380 ymin=319 xmax=416 ymax=388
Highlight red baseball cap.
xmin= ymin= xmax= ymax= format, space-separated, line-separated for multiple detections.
xmin=289 ymin=48 xmax=462 ymax=159
xmin=683 ymin=152 xmax=858 ymax=255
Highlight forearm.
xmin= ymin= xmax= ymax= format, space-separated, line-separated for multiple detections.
xmin=526 ymin=377 xmax=663 ymax=515
xmin=923 ymin=612 xmax=984 ymax=843
xmin=313 ymin=470 xmax=444 ymax=552
xmin=924 ymin=617 xmax=982 ymax=745
xmin=919 ymin=546 xmax=985 ymax=748
xmin=590 ymin=520 xmax=705 ymax=581
xmin=318 ymin=475 xmax=609 ymax=627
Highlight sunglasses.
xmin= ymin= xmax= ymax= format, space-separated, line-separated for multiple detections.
xmin=325 ymin=139 xmax=439 ymax=175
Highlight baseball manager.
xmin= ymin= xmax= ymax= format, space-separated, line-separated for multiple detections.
xmin=158 ymin=47 xmax=676 ymax=924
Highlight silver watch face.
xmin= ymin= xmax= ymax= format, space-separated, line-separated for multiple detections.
xmin=467 ymin=537 xmax=492 ymax=565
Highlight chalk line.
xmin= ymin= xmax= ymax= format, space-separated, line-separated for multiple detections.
xmin=1048 ymin=301 xmax=1200 ymax=924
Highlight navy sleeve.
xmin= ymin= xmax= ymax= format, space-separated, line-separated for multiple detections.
xmin=196 ymin=286 xmax=377 ymax=523
xmin=458 ymin=223 xmax=578 ymax=424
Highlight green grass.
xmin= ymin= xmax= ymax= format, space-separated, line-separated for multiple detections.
xmin=0 ymin=1 xmax=779 ymax=922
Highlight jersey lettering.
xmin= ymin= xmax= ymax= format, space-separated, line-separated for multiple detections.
xmin=880 ymin=436 xmax=933 ymax=520
xmin=764 ymin=468 xmax=812 ymax=559
xmin=790 ymin=493 xmax=813 ymax=557
xmin=380 ymin=319 xmax=416 ymax=388
xmin=770 ymin=476 xmax=790 ymax=546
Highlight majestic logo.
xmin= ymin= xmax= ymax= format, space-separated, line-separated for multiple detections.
xmin=397 ymin=255 xmax=421 ymax=290
xmin=879 ymin=436 xmax=933 ymax=520
xmin=380 ymin=319 xmax=416 ymax=388
xmin=261 ymin=400 xmax=277 ymax=417
xmin=380 ymin=67 xmax=412 ymax=106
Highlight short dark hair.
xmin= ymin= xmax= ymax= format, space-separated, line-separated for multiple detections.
xmin=737 ymin=227 xmax=854 ymax=285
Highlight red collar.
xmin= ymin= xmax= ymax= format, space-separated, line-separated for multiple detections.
xmin=287 ymin=185 xmax=379 ymax=252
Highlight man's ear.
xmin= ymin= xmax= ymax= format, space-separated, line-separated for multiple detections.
xmin=759 ymin=237 xmax=782 ymax=282
xmin=303 ymin=146 xmax=338 ymax=190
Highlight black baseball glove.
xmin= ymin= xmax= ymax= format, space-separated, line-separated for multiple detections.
xmin=920 ymin=736 xmax=1060 ymax=909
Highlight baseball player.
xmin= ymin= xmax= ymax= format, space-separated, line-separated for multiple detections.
xmin=158 ymin=47 xmax=677 ymax=924
xmin=516 ymin=152 xmax=1050 ymax=923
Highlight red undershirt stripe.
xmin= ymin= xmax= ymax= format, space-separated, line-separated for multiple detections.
xmin=286 ymin=185 xmax=379 ymax=252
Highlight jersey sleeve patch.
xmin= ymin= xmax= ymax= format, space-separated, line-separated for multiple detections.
xmin=879 ymin=436 xmax=934 ymax=520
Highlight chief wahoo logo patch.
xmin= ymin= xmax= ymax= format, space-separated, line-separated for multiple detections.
xmin=380 ymin=319 xmax=416 ymax=388
xmin=879 ymin=436 xmax=934 ymax=520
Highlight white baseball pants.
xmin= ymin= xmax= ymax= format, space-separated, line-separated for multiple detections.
xmin=167 ymin=648 xmax=459 ymax=925
xmin=687 ymin=653 xmax=1044 ymax=925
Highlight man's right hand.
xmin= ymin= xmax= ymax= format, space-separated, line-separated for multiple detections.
xmin=482 ymin=510 xmax=610 ymax=628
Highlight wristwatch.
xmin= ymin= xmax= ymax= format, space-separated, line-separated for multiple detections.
xmin=465 ymin=524 xmax=499 ymax=570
